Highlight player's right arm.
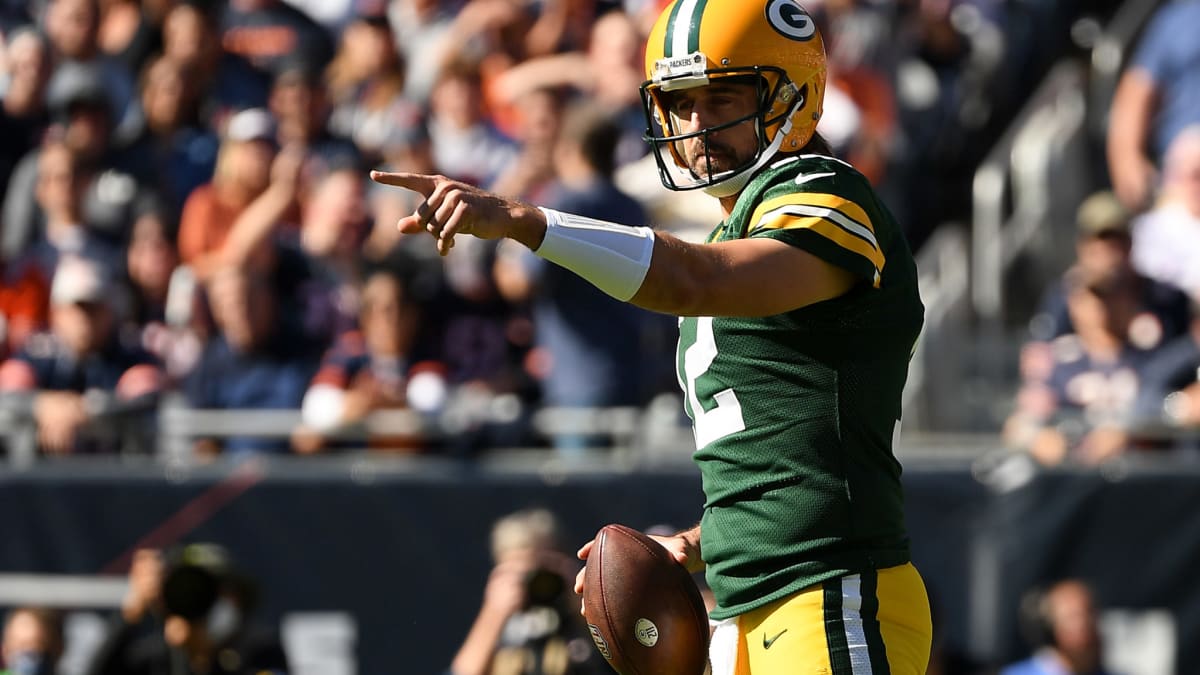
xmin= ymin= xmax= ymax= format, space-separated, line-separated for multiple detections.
xmin=631 ymin=233 xmax=855 ymax=317
xmin=369 ymin=171 xmax=855 ymax=318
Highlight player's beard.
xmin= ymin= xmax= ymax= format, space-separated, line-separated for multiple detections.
xmin=685 ymin=137 xmax=743 ymax=179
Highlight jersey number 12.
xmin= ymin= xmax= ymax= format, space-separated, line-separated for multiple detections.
xmin=681 ymin=317 xmax=746 ymax=450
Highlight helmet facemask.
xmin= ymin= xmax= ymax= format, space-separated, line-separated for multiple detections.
xmin=641 ymin=65 xmax=804 ymax=197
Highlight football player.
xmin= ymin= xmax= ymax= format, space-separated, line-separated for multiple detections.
xmin=371 ymin=1 xmax=930 ymax=672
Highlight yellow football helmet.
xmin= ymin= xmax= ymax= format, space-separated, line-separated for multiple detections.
xmin=641 ymin=0 xmax=827 ymax=196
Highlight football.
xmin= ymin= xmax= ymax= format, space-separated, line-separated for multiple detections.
xmin=582 ymin=524 xmax=709 ymax=675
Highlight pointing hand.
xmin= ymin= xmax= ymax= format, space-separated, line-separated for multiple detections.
xmin=369 ymin=171 xmax=547 ymax=256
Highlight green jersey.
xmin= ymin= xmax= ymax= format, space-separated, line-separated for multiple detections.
xmin=676 ymin=155 xmax=924 ymax=620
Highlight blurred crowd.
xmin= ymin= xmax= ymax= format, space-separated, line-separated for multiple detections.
xmin=0 ymin=0 xmax=1132 ymax=456
xmin=1004 ymin=0 xmax=1200 ymax=470
xmin=1 ymin=544 xmax=289 ymax=675
xmin=0 ymin=0 xmax=1090 ymax=458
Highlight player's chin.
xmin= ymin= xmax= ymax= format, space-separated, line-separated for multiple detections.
xmin=689 ymin=157 xmax=737 ymax=178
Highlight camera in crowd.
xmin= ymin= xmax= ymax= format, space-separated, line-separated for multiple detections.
xmin=161 ymin=543 xmax=255 ymax=641
xmin=523 ymin=567 xmax=566 ymax=609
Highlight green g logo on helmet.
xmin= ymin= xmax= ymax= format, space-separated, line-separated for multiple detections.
xmin=766 ymin=0 xmax=817 ymax=41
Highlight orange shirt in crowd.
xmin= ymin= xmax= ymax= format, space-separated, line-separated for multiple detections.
xmin=177 ymin=183 xmax=242 ymax=268
xmin=0 ymin=263 xmax=49 ymax=359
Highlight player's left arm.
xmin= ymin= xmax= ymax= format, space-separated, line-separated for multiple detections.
xmin=648 ymin=523 xmax=704 ymax=573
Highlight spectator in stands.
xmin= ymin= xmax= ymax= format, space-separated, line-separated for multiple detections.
xmin=435 ymin=0 xmax=531 ymax=103
xmin=324 ymin=0 xmax=419 ymax=165
xmin=129 ymin=54 xmax=219 ymax=215
xmin=41 ymin=0 xmax=139 ymax=142
xmin=490 ymin=10 xmax=648 ymax=166
xmin=0 ymin=35 xmax=55 ymax=346
xmin=88 ymin=544 xmax=289 ymax=675
xmin=1107 ymin=0 xmax=1200 ymax=212
xmin=1002 ymin=579 xmax=1117 ymax=675
xmin=175 ymin=107 xmax=295 ymax=281
xmin=1130 ymin=126 xmax=1200 ymax=300
xmin=294 ymin=266 xmax=445 ymax=453
xmin=0 ymin=257 xmax=49 ymax=363
xmin=493 ymin=103 xmax=673 ymax=451
xmin=95 ymin=0 xmax=164 ymax=74
xmin=448 ymin=508 xmax=603 ymax=675
xmin=123 ymin=199 xmax=177 ymax=331
xmin=390 ymin=0 xmax=460 ymax=104
xmin=267 ymin=56 xmax=361 ymax=185
xmin=521 ymin=0 xmax=597 ymax=60
xmin=218 ymin=0 xmax=333 ymax=80
xmin=427 ymin=59 xmax=518 ymax=190
xmin=1129 ymin=310 xmax=1200 ymax=449
xmin=1003 ymin=266 xmax=1158 ymax=467
xmin=3 ymin=62 xmax=155 ymax=261
xmin=278 ymin=165 xmax=373 ymax=347
xmin=182 ymin=265 xmax=317 ymax=456
xmin=1016 ymin=192 xmax=1194 ymax=458
xmin=160 ymin=2 xmax=269 ymax=118
xmin=120 ymin=198 xmax=202 ymax=383
xmin=0 ymin=28 xmax=52 ymax=194
xmin=1 ymin=606 xmax=64 ymax=675
xmin=889 ymin=0 xmax=992 ymax=246
xmin=489 ymin=86 xmax=564 ymax=202
xmin=24 ymin=138 xmax=123 ymax=278
xmin=809 ymin=0 xmax=902 ymax=188
xmin=1026 ymin=191 xmax=1191 ymax=357
xmin=0 ymin=255 xmax=162 ymax=454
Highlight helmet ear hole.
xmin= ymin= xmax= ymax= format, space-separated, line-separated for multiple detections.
xmin=776 ymin=81 xmax=798 ymax=106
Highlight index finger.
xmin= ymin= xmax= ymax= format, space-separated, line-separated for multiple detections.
xmin=369 ymin=170 xmax=438 ymax=196
xmin=576 ymin=540 xmax=594 ymax=560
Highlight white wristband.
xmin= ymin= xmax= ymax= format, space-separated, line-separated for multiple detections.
xmin=535 ymin=208 xmax=655 ymax=301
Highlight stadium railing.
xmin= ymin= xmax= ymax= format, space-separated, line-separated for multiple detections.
xmin=0 ymin=392 xmax=690 ymax=463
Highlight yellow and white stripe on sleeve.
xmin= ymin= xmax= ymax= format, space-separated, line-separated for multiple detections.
xmin=747 ymin=193 xmax=886 ymax=287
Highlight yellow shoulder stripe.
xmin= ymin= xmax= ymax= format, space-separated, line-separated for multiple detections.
xmin=749 ymin=193 xmax=875 ymax=235
xmin=750 ymin=203 xmax=885 ymax=272
xmin=767 ymin=215 xmax=886 ymax=282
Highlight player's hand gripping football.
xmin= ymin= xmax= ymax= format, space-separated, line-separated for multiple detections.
xmin=369 ymin=171 xmax=545 ymax=256
xmin=573 ymin=527 xmax=704 ymax=616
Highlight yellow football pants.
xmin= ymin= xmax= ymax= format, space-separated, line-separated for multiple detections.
xmin=708 ymin=563 xmax=932 ymax=675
